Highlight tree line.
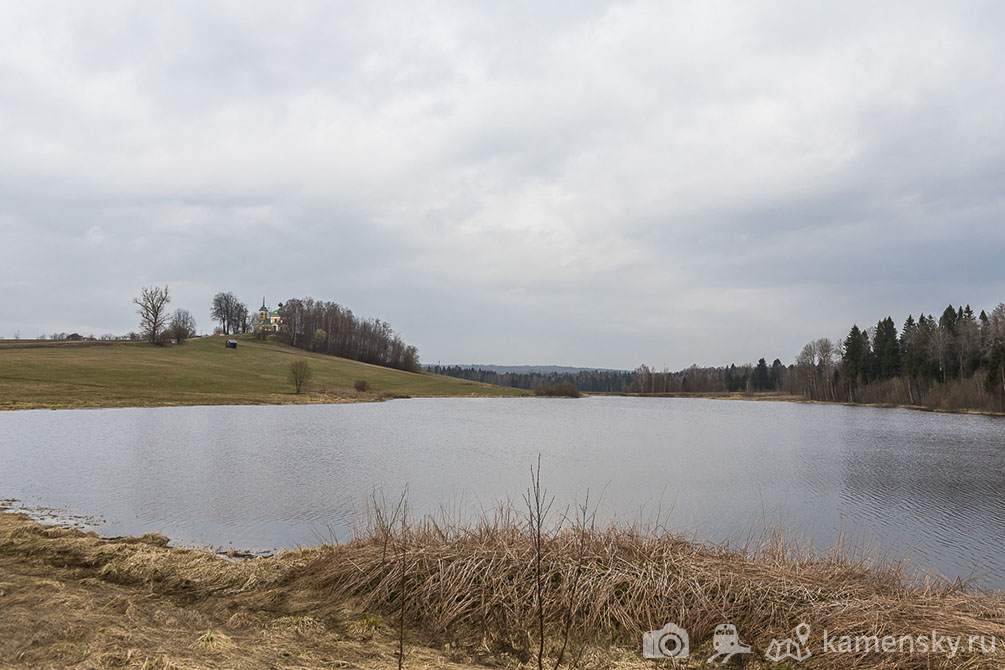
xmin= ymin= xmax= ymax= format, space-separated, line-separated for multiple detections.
xmin=625 ymin=360 xmax=790 ymax=394
xmin=430 ymin=300 xmax=1005 ymax=415
xmin=280 ymin=298 xmax=420 ymax=372
xmin=428 ymin=361 xmax=792 ymax=394
xmin=591 ymin=302 xmax=1005 ymax=413
xmin=792 ymin=303 xmax=1005 ymax=412
xmin=129 ymin=289 xmax=422 ymax=373
xmin=425 ymin=366 xmax=636 ymax=392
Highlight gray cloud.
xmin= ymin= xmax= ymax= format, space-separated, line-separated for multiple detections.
xmin=2 ymin=0 xmax=1004 ymax=368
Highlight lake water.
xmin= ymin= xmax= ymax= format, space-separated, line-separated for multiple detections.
xmin=1 ymin=397 xmax=1003 ymax=589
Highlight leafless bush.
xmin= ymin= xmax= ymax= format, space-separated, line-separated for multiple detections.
xmin=288 ymin=359 xmax=312 ymax=394
xmin=534 ymin=382 xmax=581 ymax=397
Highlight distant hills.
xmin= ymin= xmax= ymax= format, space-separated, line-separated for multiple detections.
xmin=429 ymin=364 xmax=629 ymax=374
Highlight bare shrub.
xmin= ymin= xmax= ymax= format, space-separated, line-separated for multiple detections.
xmin=288 ymin=359 xmax=312 ymax=394
xmin=534 ymin=382 xmax=581 ymax=397
xmin=354 ymin=379 xmax=370 ymax=392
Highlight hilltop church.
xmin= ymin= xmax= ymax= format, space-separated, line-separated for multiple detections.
xmin=257 ymin=299 xmax=285 ymax=332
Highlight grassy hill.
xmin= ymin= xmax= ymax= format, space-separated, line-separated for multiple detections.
xmin=0 ymin=335 xmax=526 ymax=410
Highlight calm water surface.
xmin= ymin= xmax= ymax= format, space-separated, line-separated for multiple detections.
xmin=1 ymin=397 xmax=1003 ymax=588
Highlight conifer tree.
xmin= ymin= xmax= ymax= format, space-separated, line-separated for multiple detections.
xmin=873 ymin=316 xmax=902 ymax=379
xmin=842 ymin=325 xmax=867 ymax=389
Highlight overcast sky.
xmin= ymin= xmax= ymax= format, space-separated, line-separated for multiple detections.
xmin=2 ymin=1 xmax=1003 ymax=369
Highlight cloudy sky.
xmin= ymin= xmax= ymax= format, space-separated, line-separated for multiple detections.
xmin=2 ymin=1 xmax=1003 ymax=369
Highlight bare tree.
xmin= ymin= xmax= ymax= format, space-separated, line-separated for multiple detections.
xmin=211 ymin=292 xmax=249 ymax=335
xmin=631 ymin=363 xmax=652 ymax=394
xmin=795 ymin=341 xmax=819 ymax=399
xmin=169 ymin=309 xmax=197 ymax=344
xmin=289 ymin=359 xmax=312 ymax=394
xmin=211 ymin=292 xmax=233 ymax=334
xmin=133 ymin=286 xmax=171 ymax=345
xmin=958 ymin=310 xmax=980 ymax=377
xmin=987 ymin=303 xmax=1005 ymax=350
xmin=814 ymin=337 xmax=837 ymax=400
xmin=236 ymin=303 xmax=251 ymax=333
xmin=927 ymin=327 xmax=951 ymax=383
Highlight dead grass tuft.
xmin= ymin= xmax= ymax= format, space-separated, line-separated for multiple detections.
xmin=191 ymin=630 xmax=235 ymax=653
xmin=348 ymin=614 xmax=386 ymax=640
xmin=270 ymin=615 xmax=328 ymax=635
xmin=137 ymin=657 xmax=186 ymax=670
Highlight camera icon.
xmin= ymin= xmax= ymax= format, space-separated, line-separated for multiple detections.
xmin=642 ymin=623 xmax=690 ymax=659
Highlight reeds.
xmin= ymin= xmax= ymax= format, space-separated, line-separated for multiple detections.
xmin=298 ymin=499 xmax=1005 ymax=669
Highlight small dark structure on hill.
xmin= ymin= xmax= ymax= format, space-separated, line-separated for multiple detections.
xmin=225 ymin=339 xmax=238 ymax=349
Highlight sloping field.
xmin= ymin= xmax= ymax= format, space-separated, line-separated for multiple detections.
xmin=0 ymin=336 xmax=524 ymax=410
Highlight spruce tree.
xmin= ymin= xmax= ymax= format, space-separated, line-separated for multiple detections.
xmin=843 ymin=325 xmax=866 ymax=388
xmin=753 ymin=358 xmax=770 ymax=391
xmin=770 ymin=359 xmax=784 ymax=390
xmin=873 ymin=316 xmax=902 ymax=379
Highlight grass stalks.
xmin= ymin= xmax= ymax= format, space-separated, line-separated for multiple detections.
xmin=398 ymin=497 xmax=408 ymax=670
xmin=299 ymin=498 xmax=1005 ymax=669
xmin=4 ymin=494 xmax=1005 ymax=669
xmin=524 ymin=456 xmax=552 ymax=670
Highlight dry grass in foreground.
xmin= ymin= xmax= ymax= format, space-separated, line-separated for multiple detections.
xmin=1 ymin=505 xmax=1004 ymax=670
xmin=0 ymin=510 xmax=494 ymax=670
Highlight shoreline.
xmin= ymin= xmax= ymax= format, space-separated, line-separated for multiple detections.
xmin=592 ymin=390 xmax=1005 ymax=417
xmin=0 ymin=389 xmax=529 ymax=412
xmin=6 ymin=389 xmax=1005 ymax=416
xmin=2 ymin=508 xmax=1004 ymax=669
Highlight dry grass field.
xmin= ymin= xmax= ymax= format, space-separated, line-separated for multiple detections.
xmin=0 ymin=336 xmax=525 ymax=410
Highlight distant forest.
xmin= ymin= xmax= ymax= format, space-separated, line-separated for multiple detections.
xmin=427 ymin=361 xmax=789 ymax=394
xmin=432 ymin=302 xmax=1005 ymax=413
xmin=425 ymin=366 xmax=635 ymax=392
